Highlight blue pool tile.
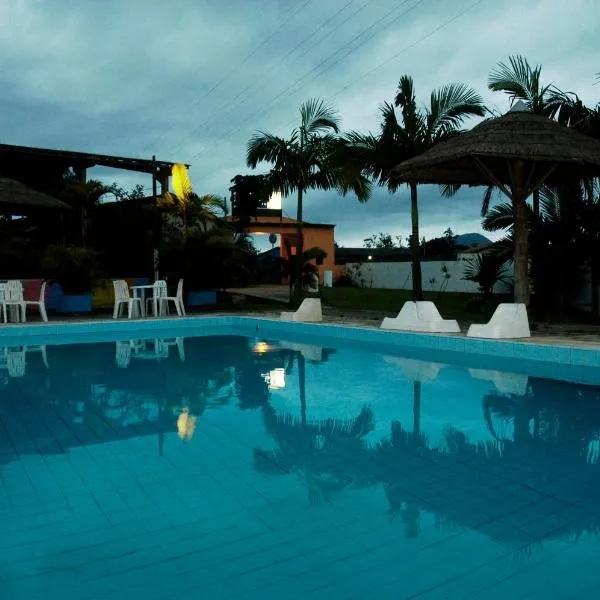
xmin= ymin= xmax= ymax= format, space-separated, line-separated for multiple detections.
xmin=1 ymin=320 xmax=600 ymax=599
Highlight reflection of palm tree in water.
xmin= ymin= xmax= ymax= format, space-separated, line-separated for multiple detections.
xmin=255 ymin=403 xmax=376 ymax=504
xmin=483 ymin=377 xmax=600 ymax=463
xmin=255 ymin=365 xmax=600 ymax=549
xmin=254 ymin=350 xmax=376 ymax=503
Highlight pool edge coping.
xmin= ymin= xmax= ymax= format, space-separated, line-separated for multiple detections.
xmin=0 ymin=315 xmax=597 ymax=369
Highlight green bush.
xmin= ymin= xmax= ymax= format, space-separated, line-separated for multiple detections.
xmin=43 ymin=245 xmax=100 ymax=295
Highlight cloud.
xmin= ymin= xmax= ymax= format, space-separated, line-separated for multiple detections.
xmin=0 ymin=0 xmax=597 ymax=246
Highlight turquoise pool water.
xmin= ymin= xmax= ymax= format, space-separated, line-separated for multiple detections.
xmin=1 ymin=328 xmax=599 ymax=599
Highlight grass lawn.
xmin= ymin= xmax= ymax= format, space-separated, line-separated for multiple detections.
xmin=320 ymin=287 xmax=503 ymax=322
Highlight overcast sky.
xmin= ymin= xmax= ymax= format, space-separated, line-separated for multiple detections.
xmin=1 ymin=0 xmax=598 ymax=247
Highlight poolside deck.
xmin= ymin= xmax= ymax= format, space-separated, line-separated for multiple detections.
xmin=1 ymin=306 xmax=599 ymax=348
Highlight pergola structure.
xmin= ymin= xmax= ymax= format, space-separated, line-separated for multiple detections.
xmin=0 ymin=142 xmax=188 ymax=194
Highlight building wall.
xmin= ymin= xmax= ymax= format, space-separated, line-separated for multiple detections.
xmin=246 ymin=224 xmax=335 ymax=283
xmin=344 ymin=259 xmax=514 ymax=294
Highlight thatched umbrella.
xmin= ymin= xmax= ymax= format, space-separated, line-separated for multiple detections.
xmin=0 ymin=177 xmax=71 ymax=212
xmin=393 ymin=107 xmax=600 ymax=304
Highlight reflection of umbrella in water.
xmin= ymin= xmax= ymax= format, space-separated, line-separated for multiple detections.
xmin=393 ymin=106 xmax=600 ymax=304
xmin=384 ymin=355 xmax=445 ymax=440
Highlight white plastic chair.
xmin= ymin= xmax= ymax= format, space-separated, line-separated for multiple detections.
xmin=281 ymin=298 xmax=322 ymax=322
xmin=24 ymin=344 xmax=49 ymax=368
xmin=380 ymin=301 xmax=460 ymax=333
xmin=160 ymin=279 xmax=185 ymax=317
xmin=24 ymin=281 xmax=48 ymax=322
xmin=115 ymin=341 xmax=132 ymax=368
xmin=2 ymin=280 xmax=26 ymax=323
xmin=146 ymin=280 xmax=168 ymax=317
xmin=112 ymin=280 xmax=142 ymax=319
xmin=157 ymin=337 xmax=186 ymax=361
xmin=466 ymin=303 xmax=530 ymax=339
xmin=7 ymin=350 xmax=26 ymax=377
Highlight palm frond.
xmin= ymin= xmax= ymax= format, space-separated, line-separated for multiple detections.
xmin=246 ymin=131 xmax=295 ymax=169
xmin=481 ymin=185 xmax=495 ymax=217
xmin=196 ymin=193 xmax=227 ymax=215
xmin=440 ymin=184 xmax=461 ymax=198
xmin=482 ymin=202 xmax=515 ymax=232
xmin=428 ymin=82 xmax=486 ymax=139
xmin=394 ymin=75 xmax=419 ymax=136
xmin=538 ymin=186 xmax=561 ymax=222
xmin=488 ymin=55 xmax=538 ymax=107
xmin=171 ymin=163 xmax=193 ymax=199
xmin=300 ymin=98 xmax=340 ymax=135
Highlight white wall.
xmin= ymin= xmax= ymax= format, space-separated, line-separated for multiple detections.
xmin=345 ymin=259 xmax=513 ymax=294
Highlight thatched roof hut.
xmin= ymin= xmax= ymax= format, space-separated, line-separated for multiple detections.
xmin=392 ymin=110 xmax=600 ymax=186
xmin=393 ymin=109 xmax=600 ymax=304
xmin=0 ymin=177 xmax=70 ymax=211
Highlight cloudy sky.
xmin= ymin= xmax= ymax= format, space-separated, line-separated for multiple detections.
xmin=1 ymin=0 xmax=598 ymax=247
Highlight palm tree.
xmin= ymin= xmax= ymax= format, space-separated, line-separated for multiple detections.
xmin=487 ymin=55 xmax=566 ymax=216
xmin=482 ymin=184 xmax=592 ymax=313
xmin=59 ymin=179 xmax=115 ymax=245
xmin=342 ymin=76 xmax=485 ymax=300
xmin=247 ymin=98 xmax=370 ymax=307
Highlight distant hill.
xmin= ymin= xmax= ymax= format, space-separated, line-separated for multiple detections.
xmin=454 ymin=233 xmax=492 ymax=248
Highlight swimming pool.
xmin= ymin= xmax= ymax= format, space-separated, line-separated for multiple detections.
xmin=1 ymin=318 xmax=599 ymax=599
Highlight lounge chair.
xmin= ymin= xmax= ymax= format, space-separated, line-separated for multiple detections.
xmin=281 ymin=298 xmax=322 ymax=322
xmin=466 ymin=303 xmax=530 ymax=339
xmin=381 ymin=301 xmax=460 ymax=333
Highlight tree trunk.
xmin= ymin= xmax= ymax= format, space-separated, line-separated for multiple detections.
xmin=412 ymin=380 xmax=421 ymax=440
xmin=592 ymin=256 xmax=600 ymax=318
xmin=81 ymin=207 xmax=88 ymax=246
xmin=409 ymin=183 xmax=423 ymax=301
xmin=512 ymin=192 xmax=530 ymax=305
xmin=298 ymin=353 xmax=306 ymax=427
xmin=293 ymin=187 xmax=304 ymax=308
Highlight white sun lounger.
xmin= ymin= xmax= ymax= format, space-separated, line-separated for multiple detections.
xmin=280 ymin=298 xmax=322 ymax=322
xmin=384 ymin=356 xmax=444 ymax=382
xmin=381 ymin=301 xmax=460 ymax=333
xmin=468 ymin=368 xmax=529 ymax=395
xmin=467 ymin=303 xmax=530 ymax=339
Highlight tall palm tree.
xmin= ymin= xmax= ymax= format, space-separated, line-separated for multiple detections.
xmin=247 ymin=98 xmax=370 ymax=307
xmin=487 ymin=55 xmax=566 ymax=216
xmin=342 ymin=76 xmax=486 ymax=300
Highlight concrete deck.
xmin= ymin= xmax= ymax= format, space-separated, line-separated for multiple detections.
xmin=225 ymin=285 xmax=290 ymax=304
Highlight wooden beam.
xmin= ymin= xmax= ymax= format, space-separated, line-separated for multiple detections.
xmin=473 ymin=157 xmax=513 ymax=199
xmin=528 ymin=164 xmax=558 ymax=195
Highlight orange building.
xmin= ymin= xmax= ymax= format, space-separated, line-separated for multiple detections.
xmin=225 ymin=215 xmax=335 ymax=284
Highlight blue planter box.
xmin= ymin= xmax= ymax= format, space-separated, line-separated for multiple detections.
xmin=187 ymin=290 xmax=217 ymax=307
xmin=57 ymin=294 xmax=93 ymax=313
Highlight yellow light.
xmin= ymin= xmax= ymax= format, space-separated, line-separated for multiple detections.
xmin=267 ymin=368 xmax=286 ymax=390
xmin=171 ymin=163 xmax=192 ymax=199
xmin=368 ymin=255 xmax=373 ymax=260
xmin=267 ymin=190 xmax=282 ymax=210
xmin=177 ymin=407 xmax=197 ymax=441
xmin=253 ymin=341 xmax=270 ymax=354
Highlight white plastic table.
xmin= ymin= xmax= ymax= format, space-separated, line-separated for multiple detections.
xmin=130 ymin=284 xmax=165 ymax=318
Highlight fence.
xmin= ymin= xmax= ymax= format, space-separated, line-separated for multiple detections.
xmin=344 ymin=259 xmax=513 ymax=294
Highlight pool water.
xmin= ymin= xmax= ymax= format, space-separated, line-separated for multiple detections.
xmin=1 ymin=331 xmax=599 ymax=599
